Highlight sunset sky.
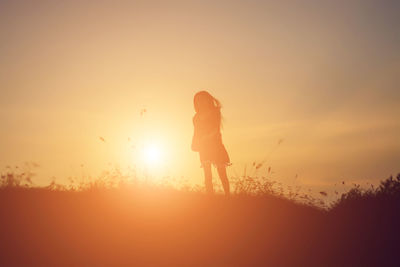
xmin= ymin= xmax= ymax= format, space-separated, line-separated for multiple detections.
xmin=1 ymin=0 xmax=399 ymax=191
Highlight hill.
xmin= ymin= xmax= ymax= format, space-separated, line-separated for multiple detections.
xmin=0 ymin=172 xmax=399 ymax=266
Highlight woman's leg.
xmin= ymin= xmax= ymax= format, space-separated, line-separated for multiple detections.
xmin=217 ymin=165 xmax=230 ymax=196
xmin=202 ymin=162 xmax=213 ymax=194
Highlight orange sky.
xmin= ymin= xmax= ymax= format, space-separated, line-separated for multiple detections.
xmin=1 ymin=0 xmax=399 ymax=191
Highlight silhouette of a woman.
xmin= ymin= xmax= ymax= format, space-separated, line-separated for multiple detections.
xmin=191 ymin=91 xmax=230 ymax=195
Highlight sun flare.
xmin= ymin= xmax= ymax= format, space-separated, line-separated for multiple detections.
xmin=143 ymin=144 xmax=162 ymax=165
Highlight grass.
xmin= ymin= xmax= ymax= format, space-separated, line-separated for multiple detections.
xmin=0 ymin=166 xmax=399 ymax=266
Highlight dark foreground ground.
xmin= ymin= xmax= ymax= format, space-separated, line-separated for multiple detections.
xmin=0 ymin=175 xmax=399 ymax=266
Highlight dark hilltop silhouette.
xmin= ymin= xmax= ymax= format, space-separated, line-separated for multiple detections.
xmin=0 ymin=167 xmax=399 ymax=266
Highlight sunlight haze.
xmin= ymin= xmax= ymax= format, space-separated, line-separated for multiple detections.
xmin=1 ymin=0 xmax=399 ymax=191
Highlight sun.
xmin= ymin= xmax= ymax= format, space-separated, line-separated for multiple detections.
xmin=143 ymin=144 xmax=162 ymax=165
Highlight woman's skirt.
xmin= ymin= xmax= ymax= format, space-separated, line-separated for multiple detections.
xmin=199 ymin=142 xmax=230 ymax=168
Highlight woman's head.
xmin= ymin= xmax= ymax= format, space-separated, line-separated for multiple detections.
xmin=193 ymin=91 xmax=221 ymax=113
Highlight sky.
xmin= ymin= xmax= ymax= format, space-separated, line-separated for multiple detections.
xmin=1 ymin=0 xmax=399 ymax=192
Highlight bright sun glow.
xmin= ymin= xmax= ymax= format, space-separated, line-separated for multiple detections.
xmin=143 ymin=144 xmax=162 ymax=165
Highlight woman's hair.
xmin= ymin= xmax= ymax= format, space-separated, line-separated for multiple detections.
xmin=193 ymin=90 xmax=222 ymax=127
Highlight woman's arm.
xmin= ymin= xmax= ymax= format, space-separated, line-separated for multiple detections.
xmin=191 ymin=115 xmax=200 ymax=151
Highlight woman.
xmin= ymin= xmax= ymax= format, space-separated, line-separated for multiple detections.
xmin=191 ymin=91 xmax=230 ymax=195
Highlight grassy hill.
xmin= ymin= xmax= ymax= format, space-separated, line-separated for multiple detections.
xmin=0 ymin=171 xmax=399 ymax=266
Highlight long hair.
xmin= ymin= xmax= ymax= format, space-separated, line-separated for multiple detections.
xmin=193 ymin=91 xmax=222 ymax=128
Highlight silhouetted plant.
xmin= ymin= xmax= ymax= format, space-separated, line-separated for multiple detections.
xmin=0 ymin=162 xmax=36 ymax=188
xmin=3 ymin=163 xmax=398 ymax=212
xmin=330 ymin=173 xmax=400 ymax=210
xmin=377 ymin=173 xmax=400 ymax=197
